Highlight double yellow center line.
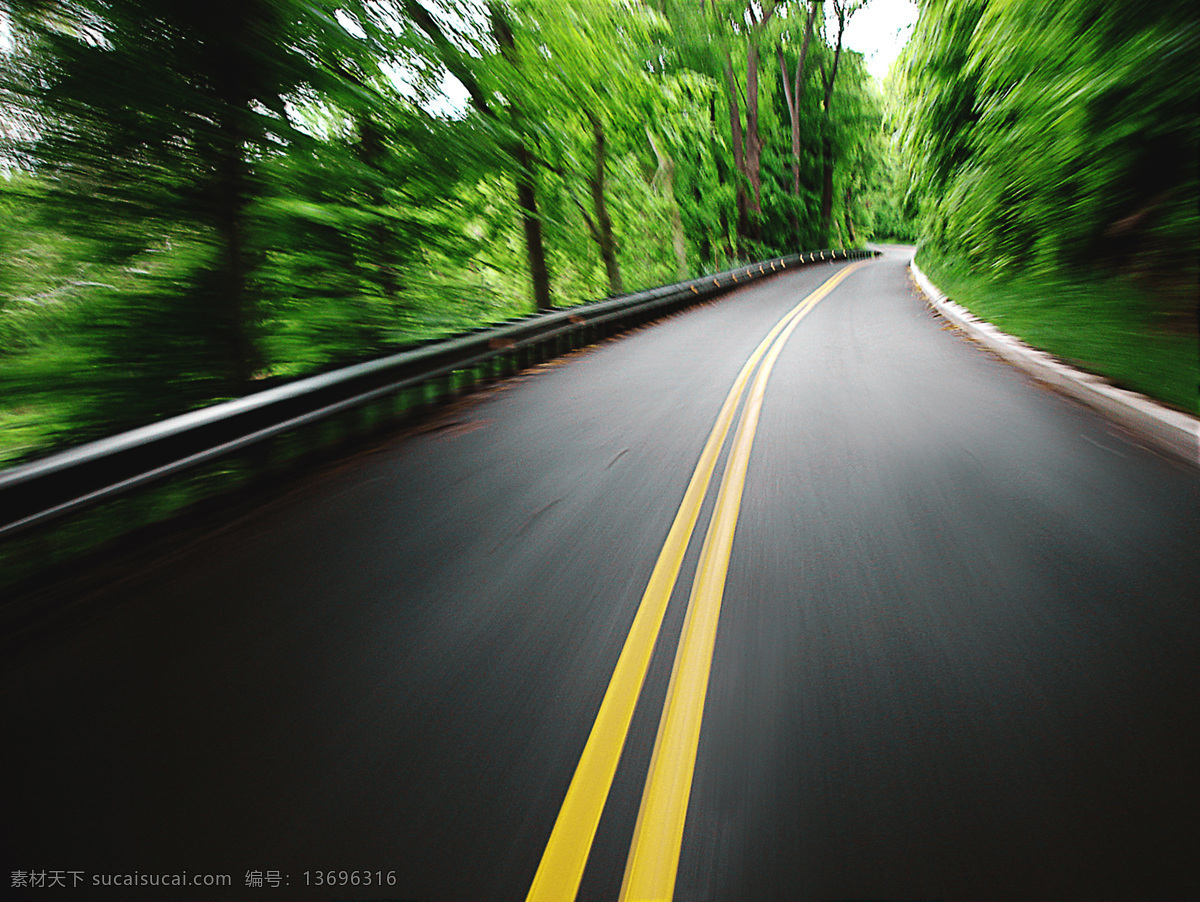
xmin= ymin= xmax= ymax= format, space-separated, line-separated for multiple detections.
xmin=526 ymin=261 xmax=865 ymax=902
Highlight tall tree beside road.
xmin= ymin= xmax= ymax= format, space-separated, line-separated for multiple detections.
xmin=661 ymin=0 xmax=877 ymax=256
xmin=777 ymin=0 xmax=819 ymax=232
xmin=398 ymin=0 xmax=559 ymax=311
xmin=817 ymin=0 xmax=867 ymax=245
xmin=492 ymin=0 xmax=669 ymax=296
xmin=0 ymin=0 xmax=393 ymax=428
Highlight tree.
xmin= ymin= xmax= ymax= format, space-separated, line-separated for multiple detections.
xmin=817 ymin=0 xmax=867 ymax=244
xmin=0 ymin=0 xmax=898 ymax=464
xmin=708 ymin=0 xmax=781 ymax=253
xmin=0 ymin=0 xmax=390 ymax=423
xmin=503 ymin=0 xmax=667 ymax=295
xmin=253 ymin=101 xmax=485 ymax=371
xmin=399 ymin=0 xmax=559 ymax=310
xmin=777 ymin=0 xmax=819 ymax=233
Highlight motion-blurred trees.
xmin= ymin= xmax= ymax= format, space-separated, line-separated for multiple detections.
xmin=656 ymin=0 xmax=879 ymax=258
xmin=899 ymin=0 xmax=1198 ymax=304
xmin=0 ymin=0 xmax=406 ymax=429
xmin=0 ymin=0 xmax=891 ymax=463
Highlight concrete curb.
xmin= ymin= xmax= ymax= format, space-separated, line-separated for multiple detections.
xmin=909 ymin=257 xmax=1200 ymax=469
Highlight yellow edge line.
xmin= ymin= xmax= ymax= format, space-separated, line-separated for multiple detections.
xmin=618 ymin=260 xmax=865 ymax=902
xmin=524 ymin=262 xmax=863 ymax=902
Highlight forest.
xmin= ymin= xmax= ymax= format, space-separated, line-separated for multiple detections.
xmin=2 ymin=0 xmax=1194 ymax=475
xmin=0 ymin=0 xmax=908 ymax=466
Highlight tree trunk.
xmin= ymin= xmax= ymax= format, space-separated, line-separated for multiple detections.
xmin=778 ymin=1 xmax=816 ymax=240
xmin=357 ymin=117 xmax=399 ymax=300
xmin=745 ymin=42 xmax=762 ymax=221
xmin=491 ymin=4 xmax=553 ymax=311
xmin=588 ymin=116 xmax=623 ymax=295
xmin=742 ymin=3 xmax=777 ymax=248
xmin=211 ymin=68 xmax=255 ymax=393
xmin=724 ymin=56 xmax=750 ymax=257
xmin=647 ymin=128 xmax=688 ymax=280
xmin=514 ymin=144 xmax=553 ymax=311
xmin=819 ymin=6 xmax=847 ymax=245
xmin=215 ymin=143 xmax=252 ymax=390
xmin=844 ymin=185 xmax=856 ymax=244
xmin=819 ymin=135 xmax=835 ymax=245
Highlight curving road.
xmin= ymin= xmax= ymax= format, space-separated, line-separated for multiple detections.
xmin=3 ymin=246 xmax=1199 ymax=901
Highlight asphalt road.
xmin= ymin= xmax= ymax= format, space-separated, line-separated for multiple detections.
xmin=3 ymin=246 xmax=1199 ymax=901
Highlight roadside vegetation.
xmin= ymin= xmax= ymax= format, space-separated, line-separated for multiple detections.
xmin=0 ymin=0 xmax=914 ymax=596
xmin=0 ymin=0 xmax=902 ymax=468
xmin=914 ymin=256 xmax=1198 ymax=414
xmin=898 ymin=0 xmax=1198 ymax=414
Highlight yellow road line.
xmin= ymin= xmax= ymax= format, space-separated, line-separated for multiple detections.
xmin=525 ymin=262 xmax=863 ymax=902
xmin=619 ymin=260 xmax=864 ymax=902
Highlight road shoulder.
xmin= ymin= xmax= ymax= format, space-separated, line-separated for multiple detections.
xmin=910 ymin=256 xmax=1200 ymax=469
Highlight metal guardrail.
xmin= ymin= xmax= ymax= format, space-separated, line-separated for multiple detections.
xmin=0 ymin=248 xmax=877 ymax=538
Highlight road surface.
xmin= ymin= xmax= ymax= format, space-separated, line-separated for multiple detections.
xmin=3 ymin=246 xmax=1199 ymax=900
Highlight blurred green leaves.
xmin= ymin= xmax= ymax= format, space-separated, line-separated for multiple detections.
xmin=0 ymin=0 xmax=902 ymax=467
xmin=899 ymin=0 xmax=1199 ymax=298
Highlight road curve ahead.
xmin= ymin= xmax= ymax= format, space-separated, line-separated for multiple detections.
xmin=3 ymin=246 xmax=1199 ymax=901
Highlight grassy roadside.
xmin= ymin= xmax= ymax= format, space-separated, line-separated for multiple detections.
xmin=915 ymin=248 xmax=1199 ymax=416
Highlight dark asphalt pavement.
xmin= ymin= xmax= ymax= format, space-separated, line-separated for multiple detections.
xmin=3 ymin=246 xmax=1199 ymax=901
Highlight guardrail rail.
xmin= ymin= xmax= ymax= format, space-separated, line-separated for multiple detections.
xmin=0 ymin=248 xmax=877 ymax=539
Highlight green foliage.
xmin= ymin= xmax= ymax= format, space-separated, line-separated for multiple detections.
xmin=0 ymin=0 xmax=399 ymax=427
xmin=0 ymin=0 xmax=897 ymax=467
xmin=918 ymin=246 xmax=1199 ymax=414
xmin=900 ymin=0 xmax=1199 ymax=311
xmin=254 ymin=110 xmax=488 ymax=373
xmin=861 ymin=70 xmax=918 ymax=241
